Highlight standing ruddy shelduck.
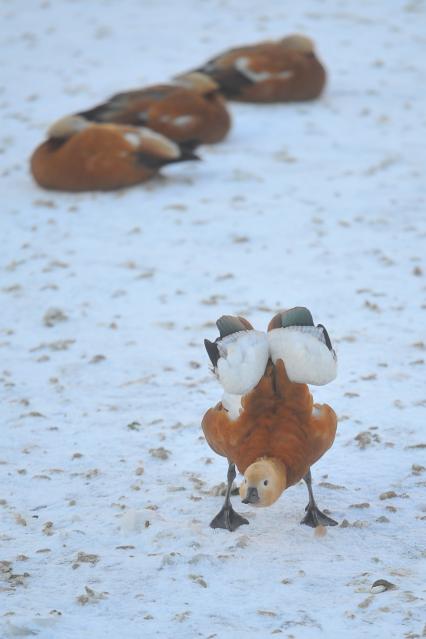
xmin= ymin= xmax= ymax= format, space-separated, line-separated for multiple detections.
xmin=202 ymin=308 xmax=338 ymax=531
xmin=194 ymin=35 xmax=326 ymax=102
xmin=30 ymin=115 xmax=199 ymax=192
xmin=77 ymin=73 xmax=231 ymax=145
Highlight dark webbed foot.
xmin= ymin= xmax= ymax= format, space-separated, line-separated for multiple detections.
xmin=300 ymin=504 xmax=338 ymax=528
xmin=301 ymin=469 xmax=338 ymax=528
xmin=210 ymin=505 xmax=249 ymax=532
xmin=209 ymin=460 xmax=248 ymax=532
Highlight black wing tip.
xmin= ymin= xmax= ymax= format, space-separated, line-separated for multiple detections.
xmin=135 ymin=148 xmax=200 ymax=169
xmin=193 ymin=61 xmax=253 ymax=97
xmin=178 ymin=138 xmax=201 ymax=153
xmin=204 ymin=338 xmax=220 ymax=367
xmin=317 ymin=323 xmax=333 ymax=351
xmin=77 ymin=105 xmax=107 ymax=122
xmin=179 ymin=149 xmax=201 ymax=162
xmin=133 ymin=152 xmax=165 ymax=169
xmin=177 ymin=139 xmax=202 ymax=162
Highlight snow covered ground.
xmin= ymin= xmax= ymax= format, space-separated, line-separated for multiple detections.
xmin=1 ymin=0 xmax=425 ymax=637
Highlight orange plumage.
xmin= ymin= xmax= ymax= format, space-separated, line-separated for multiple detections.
xmin=202 ymin=359 xmax=337 ymax=487
xmin=78 ymin=75 xmax=231 ymax=144
xmin=30 ymin=119 xmax=198 ymax=192
xmin=196 ymin=35 xmax=326 ymax=103
xmin=202 ymin=308 xmax=338 ymax=530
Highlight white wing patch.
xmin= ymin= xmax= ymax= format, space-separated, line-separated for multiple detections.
xmin=312 ymin=405 xmax=322 ymax=418
xmin=159 ymin=114 xmax=196 ymax=128
xmin=234 ymin=57 xmax=295 ymax=83
xmin=216 ymin=330 xmax=269 ymax=396
xmin=172 ymin=115 xmax=196 ymax=128
xmin=222 ymin=392 xmax=242 ymax=420
xmin=123 ymin=131 xmax=143 ymax=147
xmin=268 ymin=327 xmax=337 ymax=386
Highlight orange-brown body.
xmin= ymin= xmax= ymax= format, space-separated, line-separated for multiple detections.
xmin=202 ymin=360 xmax=337 ymax=487
xmin=199 ymin=38 xmax=326 ymax=102
xmin=79 ymin=83 xmax=231 ymax=144
xmin=30 ymin=123 xmax=193 ymax=192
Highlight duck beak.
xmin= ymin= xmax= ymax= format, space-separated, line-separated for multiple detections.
xmin=242 ymin=486 xmax=259 ymax=504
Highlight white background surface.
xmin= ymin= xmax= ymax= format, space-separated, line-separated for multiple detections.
xmin=1 ymin=1 xmax=425 ymax=637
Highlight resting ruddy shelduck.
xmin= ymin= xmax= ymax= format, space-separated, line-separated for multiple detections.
xmin=77 ymin=73 xmax=231 ymax=145
xmin=194 ymin=35 xmax=326 ymax=103
xmin=202 ymin=308 xmax=338 ymax=531
xmin=30 ymin=116 xmax=199 ymax=192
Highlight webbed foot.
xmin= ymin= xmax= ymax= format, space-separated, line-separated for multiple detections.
xmin=210 ymin=506 xmax=249 ymax=531
xmin=300 ymin=504 xmax=338 ymax=528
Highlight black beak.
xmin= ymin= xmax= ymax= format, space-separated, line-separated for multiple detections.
xmin=242 ymin=486 xmax=259 ymax=504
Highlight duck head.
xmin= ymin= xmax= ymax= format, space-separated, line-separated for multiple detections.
xmin=240 ymin=458 xmax=287 ymax=507
xmin=281 ymin=34 xmax=315 ymax=54
xmin=174 ymin=72 xmax=220 ymax=95
xmin=47 ymin=115 xmax=90 ymax=140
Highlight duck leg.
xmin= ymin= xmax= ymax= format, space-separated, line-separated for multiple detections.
xmin=300 ymin=469 xmax=338 ymax=527
xmin=210 ymin=460 xmax=249 ymax=531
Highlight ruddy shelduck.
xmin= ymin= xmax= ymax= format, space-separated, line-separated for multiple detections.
xmin=77 ymin=73 xmax=231 ymax=144
xmin=30 ymin=115 xmax=199 ymax=192
xmin=202 ymin=308 xmax=338 ymax=531
xmin=195 ymin=35 xmax=326 ymax=102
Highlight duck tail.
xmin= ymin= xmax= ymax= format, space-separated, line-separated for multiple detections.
xmin=177 ymin=139 xmax=201 ymax=161
xmin=134 ymin=144 xmax=200 ymax=169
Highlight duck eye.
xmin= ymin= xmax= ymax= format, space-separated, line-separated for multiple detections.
xmin=263 ymin=480 xmax=268 ymax=486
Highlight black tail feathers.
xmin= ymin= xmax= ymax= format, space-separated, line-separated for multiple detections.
xmin=134 ymin=144 xmax=200 ymax=169
xmin=177 ymin=139 xmax=201 ymax=162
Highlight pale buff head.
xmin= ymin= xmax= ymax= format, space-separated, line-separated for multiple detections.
xmin=281 ymin=34 xmax=315 ymax=54
xmin=174 ymin=72 xmax=219 ymax=95
xmin=47 ymin=115 xmax=90 ymax=140
xmin=240 ymin=458 xmax=287 ymax=507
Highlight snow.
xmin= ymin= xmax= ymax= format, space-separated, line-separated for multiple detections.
xmin=1 ymin=0 xmax=425 ymax=638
